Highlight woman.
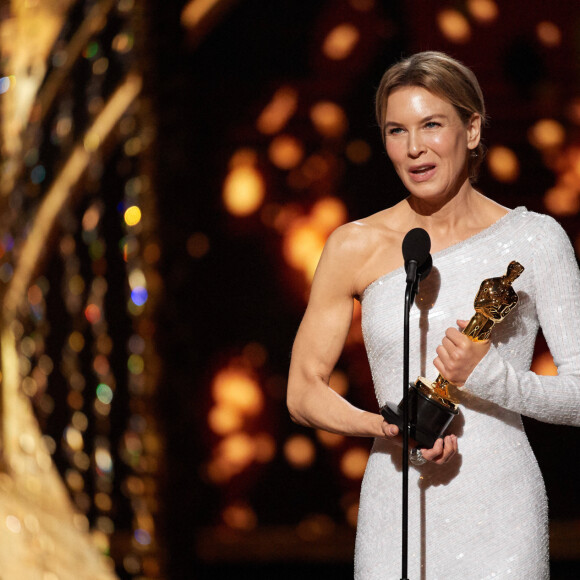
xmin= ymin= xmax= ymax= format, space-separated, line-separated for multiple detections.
xmin=287 ymin=51 xmax=580 ymax=579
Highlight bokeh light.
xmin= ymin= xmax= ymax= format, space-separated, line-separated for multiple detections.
xmin=217 ymin=432 xmax=256 ymax=470
xmin=256 ymin=86 xmax=298 ymax=135
xmin=131 ymin=287 xmax=148 ymax=306
xmin=322 ymin=23 xmax=360 ymax=60
xmin=536 ymin=21 xmax=562 ymax=48
xmin=528 ymin=119 xmax=566 ymax=150
xmin=84 ymin=304 xmax=102 ymax=324
xmin=487 ymin=145 xmax=520 ymax=182
xmin=316 ymin=429 xmax=344 ymax=448
xmin=268 ymin=134 xmax=304 ymax=170
xmin=310 ymin=102 xmax=348 ymax=138
xmin=437 ymin=9 xmax=471 ymax=43
xmin=466 ymin=0 xmax=498 ymax=24
xmin=311 ymin=197 xmax=348 ymax=235
xmin=283 ymin=220 xmax=326 ymax=281
xmin=207 ymin=405 xmax=244 ymax=435
xmin=284 ymin=434 xmax=316 ymax=469
xmin=211 ymin=367 xmax=264 ymax=417
xmin=223 ymin=164 xmax=266 ymax=216
xmin=543 ymin=186 xmax=580 ymax=216
xmin=96 ymin=383 xmax=114 ymax=405
xmin=222 ymin=502 xmax=258 ymax=531
xmin=124 ymin=205 xmax=142 ymax=227
xmin=340 ymin=447 xmax=369 ymax=479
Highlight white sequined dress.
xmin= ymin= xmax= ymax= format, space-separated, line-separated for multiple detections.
xmin=356 ymin=207 xmax=580 ymax=579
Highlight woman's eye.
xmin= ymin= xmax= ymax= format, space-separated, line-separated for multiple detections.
xmin=425 ymin=122 xmax=441 ymax=129
xmin=387 ymin=127 xmax=404 ymax=135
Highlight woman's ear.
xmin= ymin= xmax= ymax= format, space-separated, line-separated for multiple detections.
xmin=466 ymin=113 xmax=482 ymax=150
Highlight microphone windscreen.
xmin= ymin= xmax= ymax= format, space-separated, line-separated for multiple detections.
xmin=402 ymin=228 xmax=431 ymax=266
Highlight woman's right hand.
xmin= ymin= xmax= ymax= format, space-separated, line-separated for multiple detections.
xmin=380 ymin=419 xmax=400 ymax=438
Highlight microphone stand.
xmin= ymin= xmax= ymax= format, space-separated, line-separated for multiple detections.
xmin=401 ymin=261 xmax=419 ymax=580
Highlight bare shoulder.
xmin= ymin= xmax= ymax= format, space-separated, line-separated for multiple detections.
xmin=318 ymin=208 xmax=406 ymax=298
xmin=325 ymin=218 xmax=382 ymax=256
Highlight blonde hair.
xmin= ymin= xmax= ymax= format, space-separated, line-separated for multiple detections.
xmin=375 ymin=51 xmax=487 ymax=182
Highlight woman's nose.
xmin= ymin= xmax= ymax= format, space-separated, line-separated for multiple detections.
xmin=408 ymin=131 xmax=426 ymax=157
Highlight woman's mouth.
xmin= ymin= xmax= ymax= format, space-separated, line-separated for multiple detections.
xmin=408 ymin=164 xmax=436 ymax=182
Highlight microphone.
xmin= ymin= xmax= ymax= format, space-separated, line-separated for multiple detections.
xmin=402 ymin=228 xmax=432 ymax=284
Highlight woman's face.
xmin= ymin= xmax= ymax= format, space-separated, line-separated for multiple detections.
xmin=383 ymin=86 xmax=480 ymax=202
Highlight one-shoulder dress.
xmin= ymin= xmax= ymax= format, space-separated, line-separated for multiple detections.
xmin=356 ymin=207 xmax=580 ymax=579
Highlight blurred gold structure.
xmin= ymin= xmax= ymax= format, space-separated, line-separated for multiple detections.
xmin=0 ymin=1 xmax=142 ymax=577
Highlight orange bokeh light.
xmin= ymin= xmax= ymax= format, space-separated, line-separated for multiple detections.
xmin=268 ymin=134 xmax=304 ymax=170
xmin=322 ymin=23 xmax=360 ymax=60
xmin=207 ymin=405 xmax=244 ymax=435
xmin=284 ymin=434 xmax=316 ymax=469
xmin=487 ymin=145 xmax=520 ymax=183
xmin=310 ymin=197 xmax=347 ymax=235
xmin=212 ymin=368 xmax=264 ymax=417
xmin=310 ymin=101 xmax=348 ymax=138
xmin=316 ymin=429 xmax=344 ymax=448
xmin=283 ymin=221 xmax=326 ymax=280
xmin=281 ymin=198 xmax=347 ymax=282
xmin=528 ymin=119 xmax=566 ymax=150
xmin=536 ymin=21 xmax=562 ymax=48
xmin=223 ymin=164 xmax=266 ymax=217
xmin=437 ymin=9 xmax=471 ymax=43
xmin=256 ymin=86 xmax=298 ymax=135
xmin=543 ymin=186 xmax=580 ymax=217
xmin=218 ymin=432 xmax=256 ymax=467
xmin=340 ymin=447 xmax=369 ymax=479
xmin=222 ymin=502 xmax=258 ymax=531
xmin=467 ymin=0 xmax=498 ymax=24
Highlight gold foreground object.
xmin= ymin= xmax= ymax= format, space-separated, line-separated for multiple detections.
xmin=420 ymin=260 xmax=525 ymax=405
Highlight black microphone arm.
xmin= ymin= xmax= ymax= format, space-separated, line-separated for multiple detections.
xmin=399 ymin=227 xmax=432 ymax=580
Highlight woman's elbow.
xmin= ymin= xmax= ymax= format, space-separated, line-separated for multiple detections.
xmin=286 ymin=392 xmax=303 ymax=425
xmin=286 ymin=385 xmax=310 ymax=426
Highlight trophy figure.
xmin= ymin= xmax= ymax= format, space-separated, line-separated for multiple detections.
xmin=381 ymin=261 xmax=525 ymax=448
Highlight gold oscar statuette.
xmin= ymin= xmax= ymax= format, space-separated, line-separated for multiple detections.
xmin=381 ymin=261 xmax=524 ymax=448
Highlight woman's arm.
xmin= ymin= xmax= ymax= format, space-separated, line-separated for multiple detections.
xmin=436 ymin=215 xmax=580 ymax=425
xmin=287 ymin=226 xmax=395 ymax=438
xmin=287 ymin=225 xmax=458 ymax=462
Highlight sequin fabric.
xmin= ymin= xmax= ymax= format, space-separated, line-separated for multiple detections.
xmin=356 ymin=207 xmax=580 ymax=579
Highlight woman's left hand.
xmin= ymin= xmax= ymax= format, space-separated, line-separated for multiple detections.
xmin=432 ymin=319 xmax=490 ymax=386
xmin=420 ymin=434 xmax=458 ymax=464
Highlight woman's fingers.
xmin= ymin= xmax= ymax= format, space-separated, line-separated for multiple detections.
xmin=420 ymin=435 xmax=458 ymax=464
xmin=380 ymin=420 xmax=399 ymax=438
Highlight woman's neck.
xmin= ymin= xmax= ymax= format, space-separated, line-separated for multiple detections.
xmin=402 ymin=185 xmax=508 ymax=250
xmin=406 ymin=179 xmax=478 ymax=221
